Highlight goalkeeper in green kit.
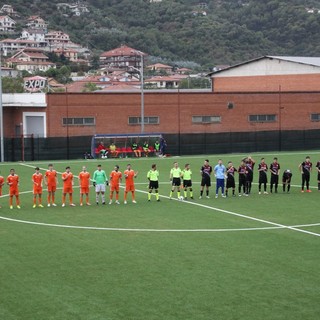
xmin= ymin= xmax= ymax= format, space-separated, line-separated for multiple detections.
xmin=93 ymin=164 xmax=108 ymax=205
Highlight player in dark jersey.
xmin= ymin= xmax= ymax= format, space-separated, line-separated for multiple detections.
xmin=244 ymin=156 xmax=255 ymax=194
xmin=299 ymin=156 xmax=312 ymax=192
xmin=316 ymin=160 xmax=320 ymax=191
xmin=199 ymin=159 xmax=212 ymax=199
xmin=270 ymin=157 xmax=280 ymax=193
xmin=282 ymin=169 xmax=292 ymax=193
xmin=258 ymin=158 xmax=268 ymax=194
xmin=226 ymin=161 xmax=237 ymax=197
xmin=238 ymin=160 xmax=248 ymax=196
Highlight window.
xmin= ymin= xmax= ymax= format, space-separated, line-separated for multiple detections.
xmin=62 ymin=117 xmax=95 ymax=126
xmin=249 ymin=114 xmax=276 ymax=122
xmin=311 ymin=113 xmax=320 ymax=121
xmin=128 ymin=116 xmax=159 ymax=125
xmin=192 ymin=115 xmax=221 ymax=124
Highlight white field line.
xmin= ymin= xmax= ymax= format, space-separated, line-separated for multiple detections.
xmin=0 ymin=216 xmax=283 ymax=233
xmin=12 ymin=149 xmax=320 ymax=165
xmin=1 ymin=162 xmax=319 ymax=236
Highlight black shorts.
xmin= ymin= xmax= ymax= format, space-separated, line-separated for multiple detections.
xmin=201 ymin=177 xmax=211 ymax=187
xmin=172 ymin=177 xmax=181 ymax=187
xmin=183 ymin=180 xmax=192 ymax=188
xmin=226 ymin=178 xmax=235 ymax=189
xmin=149 ymin=180 xmax=159 ymax=189
xmin=259 ymin=173 xmax=267 ymax=184
xmin=282 ymin=178 xmax=291 ymax=184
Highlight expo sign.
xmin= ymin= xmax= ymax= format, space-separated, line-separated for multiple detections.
xmin=24 ymin=76 xmax=47 ymax=92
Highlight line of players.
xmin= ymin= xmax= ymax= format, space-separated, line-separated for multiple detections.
xmin=0 ymin=163 xmax=140 ymax=209
xmin=1 ymin=155 xmax=318 ymax=209
xmin=195 ymin=156 xmax=318 ymax=199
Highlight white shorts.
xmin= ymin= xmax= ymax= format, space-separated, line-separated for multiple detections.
xmin=95 ymin=184 xmax=106 ymax=193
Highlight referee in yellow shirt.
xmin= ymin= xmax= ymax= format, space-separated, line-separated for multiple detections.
xmin=169 ymin=162 xmax=182 ymax=200
xmin=147 ymin=164 xmax=160 ymax=201
xmin=181 ymin=163 xmax=193 ymax=199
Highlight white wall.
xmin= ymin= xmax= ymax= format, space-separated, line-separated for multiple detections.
xmin=212 ymin=58 xmax=320 ymax=77
xmin=2 ymin=93 xmax=47 ymax=107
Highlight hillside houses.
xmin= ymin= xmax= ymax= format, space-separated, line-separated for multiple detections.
xmin=6 ymin=48 xmax=56 ymax=73
xmin=26 ymin=16 xmax=48 ymax=32
xmin=0 ymin=5 xmax=89 ymax=59
xmin=0 ymin=5 xmax=18 ymax=17
xmin=57 ymin=2 xmax=90 ymax=17
xmin=99 ymin=45 xmax=147 ymax=71
xmin=0 ymin=15 xmax=16 ymax=33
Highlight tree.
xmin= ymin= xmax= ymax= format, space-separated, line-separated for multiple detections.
xmin=2 ymin=77 xmax=24 ymax=93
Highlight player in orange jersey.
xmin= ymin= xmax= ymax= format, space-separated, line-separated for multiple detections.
xmin=109 ymin=165 xmax=122 ymax=205
xmin=0 ymin=172 xmax=4 ymax=208
xmin=62 ymin=166 xmax=75 ymax=207
xmin=79 ymin=166 xmax=91 ymax=206
xmin=45 ymin=163 xmax=58 ymax=207
xmin=123 ymin=164 xmax=138 ymax=204
xmin=32 ymin=167 xmax=43 ymax=208
xmin=7 ymin=168 xmax=20 ymax=209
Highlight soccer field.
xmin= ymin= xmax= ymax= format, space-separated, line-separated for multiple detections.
xmin=0 ymin=151 xmax=319 ymax=320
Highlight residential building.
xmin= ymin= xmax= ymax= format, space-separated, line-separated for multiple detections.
xmin=0 ymin=39 xmax=40 ymax=56
xmin=99 ymin=45 xmax=147 ymax=71
xmin=26 ymin=16 xmax=48 ymax=32
xmin=0 ymin=5 xmax=17 ymax=16
xmin=146 ymin=63 xmax=173 ymax=73
xmin=6 ymin=48 xmax=56 ymax=73
xmin=176 ymin=67 xmax=192 ymax=74
xmin=45 ymin=30 xmax=71 ymax=47
xmin=20 ymin=29 xmax=47 ymax=46
xmin=53 ymin=48 xmax=78 ymax=61
xmin=57 ymin=3 xmax=90 ymax=16
xmin=0 ymin=15 xmax=16 ymax=32
xmin=144 ymin=75 xmax=185 ymax=89
xmin=1 ymin=67 xmax=20 ymax=77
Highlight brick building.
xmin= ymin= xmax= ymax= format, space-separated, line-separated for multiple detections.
xmin=3 ymin=56 xmax=320 ymax=160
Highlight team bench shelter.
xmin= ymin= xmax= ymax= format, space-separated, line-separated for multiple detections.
xmin=91 ymin=133 xmax=163 ymax=159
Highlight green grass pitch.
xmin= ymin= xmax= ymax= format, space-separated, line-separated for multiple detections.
xmin=0 ymin=151 xmax=319 ymax=320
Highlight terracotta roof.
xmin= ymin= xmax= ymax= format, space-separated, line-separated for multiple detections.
xmin=147 ymin=63 xmax=173 ymax=69
xmin=0 ymin=39 xmax=38 ymax=44
xmin=176 ymin=67 xmax=192 ymax=71
xmin=98 ymin=83 xmax=140 ymax=91
xmin=13 ymin=61 xmax=55 ymax=66
xmin=65 ymin=79 xmax=140 ymax=93
xmin=145 ymin=76 xmax=183 ymax=82
xmin=100 ymin=45 xmax=146 ymax=58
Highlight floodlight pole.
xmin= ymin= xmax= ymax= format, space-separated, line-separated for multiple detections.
xmin=140 ymin=53 xmax=144 ymax=134
xmin=0 ymin=47 xmax=4 ymax=162
xmin=130 ymin=51 xmax=145 ymax=134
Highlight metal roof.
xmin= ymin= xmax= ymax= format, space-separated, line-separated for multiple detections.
xmin=208 ymin=55 xmax=320 ymax=76
xmin=268 ymin=56 xmax=320 ymax=67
